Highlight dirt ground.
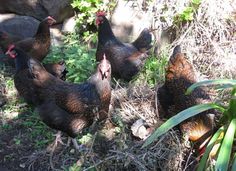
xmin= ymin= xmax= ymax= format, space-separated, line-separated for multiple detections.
xmin=0 ymin=62 xmax=197 ymax=171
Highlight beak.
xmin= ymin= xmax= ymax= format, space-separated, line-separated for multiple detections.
xmin=101 ymin=71 xmax=106 ymax=80
xmin=101 ymin=69 xmax=109 ymax=80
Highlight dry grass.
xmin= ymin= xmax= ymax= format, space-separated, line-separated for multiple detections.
xmin=78 ymin=82 xmax=193 ymax=171
xmin=147 ymin=0 xmax=236 ymax=79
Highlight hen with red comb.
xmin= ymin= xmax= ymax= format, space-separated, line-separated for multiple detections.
xmin=95 ymin=11 xmax=152 ymax=81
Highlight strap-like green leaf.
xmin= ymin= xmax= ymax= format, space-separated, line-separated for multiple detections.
xmin=197 ymin=126 xmax=226 ymax=171
xmin=186 ymin=79 xmax=236 ymax=95
xmin=142 ymin=103 xmax=224 ymax=148
xmin=231 ymin=152 xmax=236 ymax=171
xmin=215 ymin=118 xmax=236 ymax=171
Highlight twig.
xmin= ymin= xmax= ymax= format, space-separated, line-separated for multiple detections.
xmin=82 ymin=155 xmax=117 ymax=171
xmin=109 ymin=150 xmax=149 ymax=170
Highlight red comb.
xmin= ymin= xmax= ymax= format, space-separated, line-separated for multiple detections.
xmin=96 ymin=11 xmax=106 ymax=17
xmin=8 ymin=44 xmax=15 ymax=51
xmin=5 ymin=44 xmax=16 ymax=58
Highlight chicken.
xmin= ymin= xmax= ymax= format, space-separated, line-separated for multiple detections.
xmin=157 ymin=45 xmax=215 ymax=149
xmin=43 ymin=61 xmax=68 ymax=81
xmin=0 ymin=16 xmax=56 ymax=67
xmin=6 ymin=45 xmax=68 ymax=104
xmin=95 ymin=11 xmax=152 ymax=81
xmin=27 ymin=54 xmax=111 ymax=150
xmin=13 ymin=16 xmax=56 ymax=62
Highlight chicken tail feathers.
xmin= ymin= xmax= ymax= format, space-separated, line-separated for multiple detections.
xmin=169 ymin=45 xmax=182 ymax=63
xmin=172 ymin=45 xmax=181 ymax=57
xmin=132 ymin=28 xmax=152 ymax=52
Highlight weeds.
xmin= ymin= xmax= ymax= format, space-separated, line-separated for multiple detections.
xmin=134 ymin=51 xmax=168 ymax=87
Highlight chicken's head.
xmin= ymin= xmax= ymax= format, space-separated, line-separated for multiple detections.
xmin=0 ymin=31 xmax=8 ymax=39
xmin=98 ymin=54 xmax=111 ymax=80
xmin=96 ymin=11 xmax=106 ymax=25
xmin=5 ymin=44 xmax=17 ymax=58
xmin=44 ymin=16 xmax=57 ymax=26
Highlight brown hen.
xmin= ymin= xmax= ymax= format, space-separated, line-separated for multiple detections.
xmin=158 ymin=45 xmax=215 ymax=150
xmin=27 ymin=54 xmax=111 ymax=150
xmin=13 ymin=16 xmax=56 ymax=61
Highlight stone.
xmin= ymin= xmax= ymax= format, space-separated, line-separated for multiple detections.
xmin=0 ymin=14 xmax=63 ymax=47
xmin=111 ymin=0 xmax=153 ymax=42
xmin=0 ymin=0 xmax=73 ymax=23
xmin=62 ymin=16 xmax=76 ymax=33
xmin=0 ymin=14 xmax=39 ymax=39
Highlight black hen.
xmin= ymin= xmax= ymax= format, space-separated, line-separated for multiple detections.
xmin=28 ymin=55 xmax=112 ymax=150
xmin=158 ymin=45 xmax=215 ymax=150
xmin=95 ymin=11 xmax=152 ymax=81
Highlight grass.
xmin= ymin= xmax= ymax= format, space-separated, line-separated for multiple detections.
xmin=134 ymin=52 xmax=168 ymax=87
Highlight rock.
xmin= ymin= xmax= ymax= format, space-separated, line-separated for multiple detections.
xmin=62 ymin=16 xmax=76 ymax=33
xmin=111 ymin=0 xmax=153 ymax=42
xmin=0 ymin=14 xmax=39 ymax=39
xmin=0 ymin=14 xmax=63 ymax=46
xmin=0 ymin=0 xmax=73 ymax=23
xmin=131 ymin=119 xmax=154 ymax=140
xmin=50 ymin=24 xmax=64 ymax=46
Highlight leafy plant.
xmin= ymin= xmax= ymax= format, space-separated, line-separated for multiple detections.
xmin=134 ymin=53 xmax=168 ymax=87
xmin=45 ymin=34 xmax=97 ymax=83
xmin=174 ymin=0 xmax=201 ymax=23
xmin=71 ymin=0 xmax=117 ymax=42
xmin=142 ymin=79 xmax=236 ymax=170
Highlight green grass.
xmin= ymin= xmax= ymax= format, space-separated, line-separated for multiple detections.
xmin=134 ymin=52 xmax=168 ymax=87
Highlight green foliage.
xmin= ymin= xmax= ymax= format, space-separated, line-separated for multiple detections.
xmin=46 ymin=34 xmax=97 ymax=83
xmin=142 ymin=103 xmax=224 ymax=148
xmin=71 ymin=0 xmax=116 ymax=41
xmin=22 ymin=110 xmax=54 ymax=148
xmin=78 ymin=133 xmax=93 ymax=144
xmin=64 ymin=163 xmax=82 ymax=171
xmin=215 ymin=118 xmax=236 ymax=170
xmin=134 ymin=53 xmax=168 ymax=87
xmin=143 ymin=79 xmax=236 ymax=170
xmin=174 ymin=0 xmax=201 ymax=23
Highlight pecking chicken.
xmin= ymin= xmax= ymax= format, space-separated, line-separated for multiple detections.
xmin=4 ymin=16 xmax=56 ymax=63
xmin=157 ymin=45 xmax=215 ymax=151
xmin=95 ymin=11 xmax=152 ymax=81
xmin=27 ymin=54 xmax=111 ymax=150
xmin=6 ymin=45 xmax=68 ymax=104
